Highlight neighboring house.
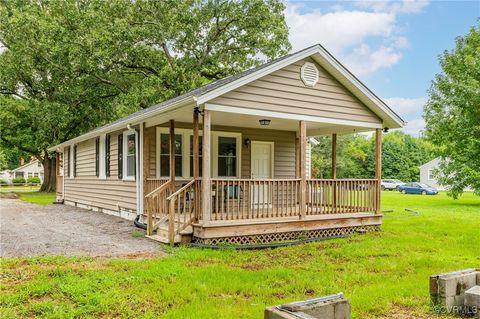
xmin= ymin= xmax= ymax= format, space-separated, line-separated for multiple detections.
xmin=0 ymin=170 xmax=13 ymax=183
xmin=419 ymin=157 xmax=472 ymax=191
xmin=49 ymin=44 xmax=404 ymax=246
xmin=11 ymin=159 xmax=44 ymax=183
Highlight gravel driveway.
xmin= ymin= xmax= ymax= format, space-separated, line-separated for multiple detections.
xmin=0 ymin=198 xmax=162 ymax=258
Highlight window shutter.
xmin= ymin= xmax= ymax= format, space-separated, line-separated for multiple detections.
xmin=95 ymin=137 xmax=99 ymax=177
xmin=118 ymin=134 xmax=123 ymax=179
xmin=73 ymin=144 xmax=77 ymax=177
xmin=66 ymin=146 xmax=70 ymax=177
xmin=105 ymin=134 xmax=110 ymax=177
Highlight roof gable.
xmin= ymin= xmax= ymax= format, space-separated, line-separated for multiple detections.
xmin=210 ymin=57 xmax=382 ymax=125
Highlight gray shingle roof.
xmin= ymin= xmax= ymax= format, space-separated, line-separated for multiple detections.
xmin=85 ymin=45 xmax=317 ymax=136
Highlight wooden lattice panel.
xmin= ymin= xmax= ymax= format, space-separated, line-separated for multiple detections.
xmin=192 ymin=225 xmax=380 ymax=246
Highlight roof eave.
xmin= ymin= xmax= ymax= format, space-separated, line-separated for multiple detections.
xmin=48 ymin=96 xmax=197 ymax=152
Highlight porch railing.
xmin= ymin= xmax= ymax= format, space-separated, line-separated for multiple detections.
xmin=144 ymin=178 xmax=170 ymax=195
xmin=210 ymin=178 xmax=301 ymax=221
xmin=144 ymin=178 xmax=379 ymax=241
xmin=306 ymin=179 xmax=378 ymax=214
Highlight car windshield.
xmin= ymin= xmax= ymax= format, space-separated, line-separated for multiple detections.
xmin=417 ymin=183 xmax=430 ymax=188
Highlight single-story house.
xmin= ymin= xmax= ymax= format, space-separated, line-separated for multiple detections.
xmin=419 ymin=157 xmax=472 ymax=191
xmin=49 ymin=44 xmax=404 ymax=245
xmin=8 ymin=159 xmax=44 ymax=183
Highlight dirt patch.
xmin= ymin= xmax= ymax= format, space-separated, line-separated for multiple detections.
xmin=0 ymin=192 xmax=18 ymax=199
xmin=0 ymin=199 xmax=163 ymax=258
xmin=379 ymin=305 xmax=442 ymax=319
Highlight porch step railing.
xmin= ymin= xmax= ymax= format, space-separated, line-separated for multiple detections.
xmin=306 ymin=179 xmax=378 ymax=214
xmin=165 ymin=179 xmax=200 ymax=244
xmin=145 ymin=180 xmax=172 ymax=235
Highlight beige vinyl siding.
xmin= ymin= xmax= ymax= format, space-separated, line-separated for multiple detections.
xmin=211 ymin=58 xmax=381 ymax=124
xmin=64 ymin=129 xmax=137 ymax=212
xmin=148 ymin=123 xmax=296 ymax=180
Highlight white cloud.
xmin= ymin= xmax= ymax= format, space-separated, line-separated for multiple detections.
xmin=285 ymin=1 xmax=429 ymax=76
xmin=383 ymin=97 xmax=427 ymax=116
xmin=399 ymin=118 xmax=426 ymax=136
xmin=343 ymin=44 xmax=403 ymax=76
xmin=354 ymin=0 xmax=430 ymax=14
xmin=285 ymin=6 xmax=395 ymax=54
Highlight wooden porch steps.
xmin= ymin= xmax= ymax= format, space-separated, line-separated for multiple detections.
xmin=146 ymin=223 xmax=193 ymax=244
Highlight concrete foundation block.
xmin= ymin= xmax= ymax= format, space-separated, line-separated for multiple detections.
xmin=265 ymin=294 xmax=350 ymax=319
xmin=439 ymin=273 xmax=477 ymax=298
xmin=430 ymin=269 xmax=479 ymax=316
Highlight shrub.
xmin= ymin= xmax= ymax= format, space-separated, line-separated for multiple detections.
xmin=27 ymin=177 xmax=41 ymax=184
xmin=12 ymin=177 xmax=26 ymax=184
xmin=0 ymin=179 xmax=8 ymax=185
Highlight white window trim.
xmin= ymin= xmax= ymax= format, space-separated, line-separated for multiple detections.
xmin=212 ymin=131 xmax=242 ymax=178
xmin=123 ymin=130 xmax=137 ymax=181
xmin=428 ymin=168 xmax=435 ymax=181
xmin=155 ymin=127 xmax=241 ymax=179
xmin=99 ymin=134 xmax=106 ymax=179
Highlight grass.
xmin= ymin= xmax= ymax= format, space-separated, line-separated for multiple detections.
xmin=1 ymin=192 xmax=479 ymax=318
xmin=15 ymin=192 xmax=56 ymax=205
xmin=0 ymin=185 xmax=40 ymax=193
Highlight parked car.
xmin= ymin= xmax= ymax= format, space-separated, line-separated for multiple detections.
xmin=398 ymin=182 xmax=438 ymax=195
xmin=381 ymin=179 xmax=405 ymax=191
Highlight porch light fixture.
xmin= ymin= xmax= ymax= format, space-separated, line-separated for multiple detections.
xmin=244 ymin=138 xmax=251 ymax=147
xmin=383 ymin=127 xmax=389 ymax=133
xmin=259 ymin=119 xmax=271 ymax=126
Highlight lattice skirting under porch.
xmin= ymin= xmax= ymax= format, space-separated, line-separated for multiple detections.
xmin=191 ymin=225 xmax=381 ymax=246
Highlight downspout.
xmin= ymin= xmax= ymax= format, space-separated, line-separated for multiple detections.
xmin=134 ymin=124 xmax=143 ymax=217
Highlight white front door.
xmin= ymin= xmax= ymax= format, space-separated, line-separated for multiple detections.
xmin=251 ymin=141 xmax=274 ymax=207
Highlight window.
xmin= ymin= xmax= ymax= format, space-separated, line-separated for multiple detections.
xmin=428 ymin=169 xmax=435 ymax=181
xmin=122 ymin=131 xmax=137 ymax=180
xmin=217 ymin=137 xmax=237 ymax=177
xmin=34 ymin=172 xmax=39 ymax=177
xmin=156 ymin=128 xmax=240 ymax=179
xmin=59 ymin=152 xmax=64 ymax=176
xmin=159 ymin=133 xmax=182 ymax=177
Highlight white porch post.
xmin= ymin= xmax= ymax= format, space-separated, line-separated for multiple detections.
xmin=193 ymin=108 xmax=200 ymax=221
xmin=299 ymin=120 xmax=307 ymax=219
xmin=201 ymin=109 xmax=212 ymax=224
xmin=169 ymin=120 xmax=175 ymax=192
xmin=375 ymin=128 xmax=382 ymax=214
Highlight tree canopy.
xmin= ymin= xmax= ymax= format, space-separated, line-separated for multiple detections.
xmin=311 ymin=131 xmax=436 ymax=182
xmin=0 ymin=0 xmax=290 ymax=191
xmin=424 ymin=22 xmax=480 ymax=197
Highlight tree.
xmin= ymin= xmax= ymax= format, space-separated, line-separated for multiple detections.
xmin=0 ymin=0 xmax=290 ymax=192
xmin=311 ymin=131 xmax=435 ymax=182
xmin=424 ymin=23 xmax=480 ymax=197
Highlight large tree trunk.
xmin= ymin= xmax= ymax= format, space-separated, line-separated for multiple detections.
xmin=40 ymin=153 xmax=56 ymax=193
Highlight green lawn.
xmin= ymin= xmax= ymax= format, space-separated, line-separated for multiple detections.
xmin=1 ymin=192 xmax=479 ymax=318
xmin=0 ymin=185 xmax=40 ymax=193
xmin=15 ymin=192 xmax=56 ymax=205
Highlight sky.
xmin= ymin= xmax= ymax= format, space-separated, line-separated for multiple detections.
xmin=284 ymin=0 xmax=479 ymax=136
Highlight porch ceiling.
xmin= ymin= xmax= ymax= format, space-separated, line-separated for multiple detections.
xmin=144 ymin=104 xmax=380 ymax=136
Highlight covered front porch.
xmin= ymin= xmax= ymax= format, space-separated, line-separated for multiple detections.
xmin=141 ymin=105 xmax=383 ymax=245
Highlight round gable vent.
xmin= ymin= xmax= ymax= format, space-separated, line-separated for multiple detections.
xmin=300 ymin=62 xmax=319 ymax=87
